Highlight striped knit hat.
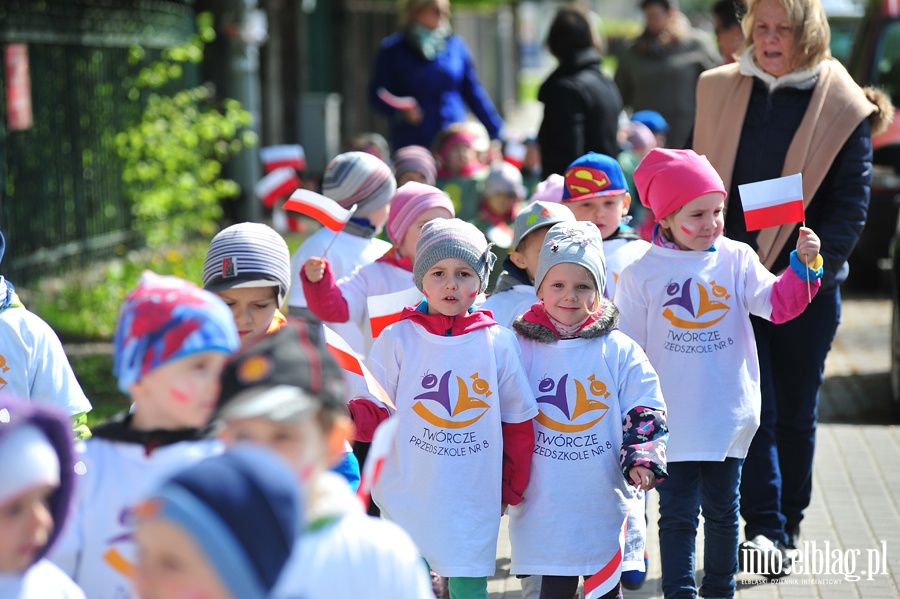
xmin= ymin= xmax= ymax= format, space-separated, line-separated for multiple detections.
xmin=322 ymin=151 xmax=397 ymax=217
xmin=386 ymin=181 xmax=455 ymax=246
xmin=414 ymin=218 xmax=496 ymax=293
xmin=202 ymin=223 xmax=292 ymax=306
xmin=392 ymin=145 xmax=438 ymax=186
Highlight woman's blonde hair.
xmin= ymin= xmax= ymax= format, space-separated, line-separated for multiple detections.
xmin=401 ymin=0 xmax=445 ymax=29
xmin=740 ymin=0 xmax=831 ymax=72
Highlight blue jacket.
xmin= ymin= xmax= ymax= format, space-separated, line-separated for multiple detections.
xmin=368 ymin=31 xmax=504 ymax=150
xmin=724 ymin=78 xmax=872 ymax=292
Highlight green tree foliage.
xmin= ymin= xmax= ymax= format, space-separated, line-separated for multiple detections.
xmin=115 ymin=12 xmax=256 ymax=247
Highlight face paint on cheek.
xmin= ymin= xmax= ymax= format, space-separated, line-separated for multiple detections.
xmin=468 ymin=291 xmax=478 ymax=298
xmin=171 ymin=387 xmax=190 ymax=404
xmin=680 ymin=225 xmax=695 ymax=236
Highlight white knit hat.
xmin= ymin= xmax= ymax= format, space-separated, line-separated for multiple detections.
xmin=534 ymin=221 xmax=606 ymax=294
xmin=0 ymin=423 xmax=60 ymax=505
xmin=202 ymin=222 xmax=292 ymax=306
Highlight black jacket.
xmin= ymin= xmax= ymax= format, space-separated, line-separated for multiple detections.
xmin=538 ymin=48 xmax=623 ymax=176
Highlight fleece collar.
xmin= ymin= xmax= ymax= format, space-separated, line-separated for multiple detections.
xmin=376 ymin=246 xmax=414 ymax=272
xmin=739 ymin=47 xmax=820 ymax=92
xmin=399 ymin=300 xmax=496 ymax=336
xmin=513 ymin=300 xmax=619 ymax=343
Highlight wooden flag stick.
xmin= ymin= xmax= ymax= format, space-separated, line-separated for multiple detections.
xmin=320 ymin=204 xmax=358 ymax=259
xmin=803 ymin=220 xmax=811 ymax=303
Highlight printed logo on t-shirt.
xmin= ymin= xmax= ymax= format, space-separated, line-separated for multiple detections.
xmin=662 ymin=277 xmax=731 ymax=329
xmin=532 ymin=373 xmax=615 ymax=462
xmin=0 ymin=353 xmax=10 ymax=391
xmin=411 ymin=370 xmax=492 ymax=429
xmin=535 ymin=373 xmax=610 ymax=433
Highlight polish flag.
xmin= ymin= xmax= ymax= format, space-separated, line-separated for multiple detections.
xmin=376 ymin=87 xmax=419 ymax=111
xmin=255 ymin=167 xmax=300 ymax=209
xmin=485 ymin=223 xmax=514 ymax=249
xmin=356 ymin=417 xmax=399 ymax=505
xmin=583 ymin=511 xmax=629 ymax=599
xmin=738 ymin=173 xmax=805 ymax=231
xmin=368 ymin=287 xmax=423 ymax=338
xmin=260 ymin=144 xmax=306 ymax=173
xmin=283 ymin=189 xmax=356 ymax=232
xmin=323 ymin=326 xmax=396 ymax=411
xmin=503 ymin=140 xmax=527 ymax=170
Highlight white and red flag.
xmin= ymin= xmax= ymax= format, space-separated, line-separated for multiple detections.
xmin=583 ymin=511 xmax=629 ymax=599
xmin=260 ymin=144 xmax=306 ymax=173
xmin=367 ymin=287 xmax=423 ymax=339
xmin=376 ymin=87 xmax=419 ymax=111
xmin=356 ymin=417 xmax=399 ymax=504
xmin=322 ymin=326 xmax=396 ymax=411
xmin=284 ymin=189 xmax=356 ymax=232
xmin=255 ymin=167 xmax=300 ymax=209
xmin=503 ymin=140 xmax=527 ymax=170
xmin=738 ymin=173 xmax=804 ymax=231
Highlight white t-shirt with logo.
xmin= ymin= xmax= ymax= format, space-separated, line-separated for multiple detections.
xmin=603 ymin=237 xmax=650 ymax=301
xmin=509 ymin=332 xmax=664 ymax=576
xmin=616 ymin=237 xmax=775 ymax=461
xmin=483 ymin=284 xmax=537 ymax=329
xmin=0 ymin=308 xmax=91 ymax=416
xmin=368 ymin=320 xmax=538 ymax=577
xmin=50 ymin=437 xmax=222 ymax=599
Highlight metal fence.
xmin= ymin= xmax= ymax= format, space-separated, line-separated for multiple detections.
xmin=0 ymin=0 xmax=195 ymax=284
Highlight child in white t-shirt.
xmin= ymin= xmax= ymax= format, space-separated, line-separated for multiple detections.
xmin=508 ymin=221 xmax=668 ymax=599
xmin=0 ymin=398 xmax=85 ymax=598
xmin=483 ymin=201 xmax=574 ymax=328
xmin=302 ymin=182 xmax=455 ymax=364
xmin=288 ymin=151 xmax=396 ymax=353
xmin=560 ymin=152 xmax=650 ymax=301
xmin=615 ymin=148 xmax=822 ymax=599
xmin=363 ymin=218 xmax=538 ymax=599
xmin=0 ymin=228 xmax=92 ymax=439
xmin=49 ymin=273 xmax=240 ymax=599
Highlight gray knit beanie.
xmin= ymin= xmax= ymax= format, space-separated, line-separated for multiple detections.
xmin=413 ymin=218 xmax=497 ymax=293
xmin=534 ymin=222 xmax=606 ymax=295
xmin=321 ymin=151 xmax=397 ymax=218
xmin=202 ymin=222 xmax=292 ymax=306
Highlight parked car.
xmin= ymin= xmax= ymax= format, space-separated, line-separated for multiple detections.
xmin=842 ymin=0 xmax=900 ymax=289
xmin=851 ymin=1 xmax=900 ymax=414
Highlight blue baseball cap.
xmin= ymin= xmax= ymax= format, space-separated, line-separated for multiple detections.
xmin=562 ymin=152 xmax=629 ymax=203
xmin=631 ymin=110 xmax=670 ymax=135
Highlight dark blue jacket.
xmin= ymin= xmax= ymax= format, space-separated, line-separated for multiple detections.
xmin=724 ymin=78 xmax=872 ymax=292
xmin=368 ymin=31 xmax=504 ymax=151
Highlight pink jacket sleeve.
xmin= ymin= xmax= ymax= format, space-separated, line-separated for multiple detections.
xmin=300 ymin=262 xmax=351 ymax=323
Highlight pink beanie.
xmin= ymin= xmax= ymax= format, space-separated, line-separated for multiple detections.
xmin=634 ymin=148 xmax=727 ymax=221
xmin=528 ymin=173 xmax=564 ymax=204
xmin=386 ymin=181 xmax=456 ymax=245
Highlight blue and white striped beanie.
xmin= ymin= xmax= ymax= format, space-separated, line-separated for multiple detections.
xmin=140 ymin=447 xmax=302 ymax=599
xmin=202 ymin=223 xmax=292 ymax=306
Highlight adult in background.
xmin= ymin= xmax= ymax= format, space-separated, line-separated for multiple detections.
xmin=693 ymin=0 xmax=893 ymax=576
xmin=368 ymin=0 xmax=504 ymax=152
xmin=614 ymin=0 xmax=720 ymax=149
xmin=712 ymin=0 xmax=745 ymax=64
xmin=537 ymin=5 xmax=623 ymax=177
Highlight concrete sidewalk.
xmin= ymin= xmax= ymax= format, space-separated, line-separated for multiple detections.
xmin=488 ymin=292 xmax=900 ymax=598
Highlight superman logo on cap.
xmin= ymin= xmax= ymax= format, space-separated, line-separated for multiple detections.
xmin=565 ymin=166 xmax=611 ymax=197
